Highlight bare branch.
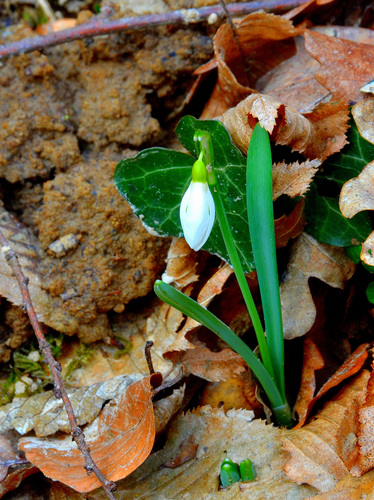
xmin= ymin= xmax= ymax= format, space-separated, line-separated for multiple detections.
xmin=0 ymin=1 xmax=305 ymax=60
xmin=0 ymin=230 xmax=117 ymax=500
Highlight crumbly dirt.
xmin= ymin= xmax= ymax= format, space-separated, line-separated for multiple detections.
xmin=0 ymin=18 xmax=213 ymax=344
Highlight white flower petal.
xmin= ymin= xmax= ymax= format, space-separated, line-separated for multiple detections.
xmin=180 ymin=181 xmax=215 ymax=251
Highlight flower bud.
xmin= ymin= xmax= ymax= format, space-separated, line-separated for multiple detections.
xmin=180 ymin=158 xmax=215 ymax=251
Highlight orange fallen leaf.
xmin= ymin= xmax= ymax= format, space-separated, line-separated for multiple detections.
xmin=304 ymin=29 xmax=374 ymax=102
xmin=293 ymin=338 xmax=325 ymax=424
xmin=294 ymin=343 xmax=369 ymax=428
xmin=0 ymin=464 xmax=39 ymax=498
xmin=18 ymin=374 xmax=160 ymax=493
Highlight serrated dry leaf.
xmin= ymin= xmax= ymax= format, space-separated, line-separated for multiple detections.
xmin=273 ymin=160 xmax=320 ymax=200
xmin=283 ymin=369 xmax=370 ymax=492
xmin=308 ymin=468 xmax=374 ymax=500
xmin=304 ymin=29 xmax=374 ymax=102
xmin=88 ymin=406 xmax=317 ymax=500
xmin=361 ymin=231 xmax=374 ymax=266
xmin=295 ymin=343 xmax=369 ymax=428
xmin=219 ymin=94 xmax=348 ymax=161
xmin=0 ymin=206 xmax=52 ymax=324
xmin=0 ymin=373 xmax=143 ymax=437
xmin=280 ymin=233 xmax=355 ymax=339
xmin=164 ymin=434 xmax=198 ymax=469
xmin=19 ymin=374 xmax=159 ymax=493
xmin=352 ymin=99 xmax=374 ymax=145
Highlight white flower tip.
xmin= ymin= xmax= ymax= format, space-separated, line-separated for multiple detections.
xmin=180 ymin=180 xmax=215 ymax=251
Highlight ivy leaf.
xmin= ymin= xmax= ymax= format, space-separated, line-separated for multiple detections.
xmin=114 ymin=117 xmax=254 ymax=272
xmin=305 ymin=118 xmax=372 ymax=246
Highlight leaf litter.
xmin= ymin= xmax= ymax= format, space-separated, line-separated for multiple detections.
xmin=2 ymin=2 xmax=374 ymax=498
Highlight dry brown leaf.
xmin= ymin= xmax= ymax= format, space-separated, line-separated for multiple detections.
xmin=304 ymin=29 xmax=374 ymax=102
xmin=0 ymin=206 xmax=52 ymax=325
xmin=165 ymin=263 xmax=233 ymax=360
xmin=0 ymin=373 xmax=143 ymax=437
xmin=199 ymin=370 xmax=263 ymax=414
xmin=0 ymin=464 xmax=39 ymax=498
xmin=219 ymin=94 xmax=348 ymax=161
xmin=274 ymin=199 xmax=306 ymax=248
xmin=352 ymin=99 xmax=374 ymax=145
xmin=153 ymin=385 xmax=185 ymax=434
xmin=350 ymin=356 xmax=374 ymax=476
xmin=280 ymin=233 xmax=355 ymax=339
xmin=201 ymin=12 xmax=300 ymax=117
xmin=339 ymin=160 xmax=374 ymax=219
xmin=88 ymin=406 xmax=317 ymax=499
xmin=283 ymin=369 xmax=370 ymax=492
xmin=179 ymin=347 xmax=246 ymax=382
xmin=0 ymin=434 xmax=18 ymax=481
xmin=164 ymin=434 xmax=199 ymax=469
xmin=361 ymin=231 xmax=374 ymax=266
xmin=293 ymin=338 xmax=325 ymax=423
xmin=19 ymin=374 xmax=159 ymax=493
xmin=295 ymin=343 xmax=369 ymax=428
xmin=161 ymin=237 xmax=198 ymax=289
xmin=273 ymin=160 xmax=320 ymax=200
xmin=308 ymin=469 xmax=374 ymax=500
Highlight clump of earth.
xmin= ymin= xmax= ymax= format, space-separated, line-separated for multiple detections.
xmin=0 ymin=11 xmax=213 ymax=355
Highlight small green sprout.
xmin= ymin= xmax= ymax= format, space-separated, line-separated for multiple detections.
xmin=220 ymin=457 xmax=257 ymax=487
xmin=220 ymin=458 xmax=241 ymax=487
xmin=239 ymin=458 xmax=257 ymax=482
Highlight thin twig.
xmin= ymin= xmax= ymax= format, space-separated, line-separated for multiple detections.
xmin=0 ymin=231 xmax=117 ymax=500
xmin=0 ymin=0 xmax=306 ymax=59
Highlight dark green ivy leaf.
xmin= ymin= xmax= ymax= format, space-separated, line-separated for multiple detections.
xmin=114 ymin=116 xmax=255 ymax=272
xmin=305 ymin=117 xmax=373 ymax=246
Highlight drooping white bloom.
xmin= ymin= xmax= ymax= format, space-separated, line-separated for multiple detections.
xmin=180 ymin=159 xmax=215 ymax=251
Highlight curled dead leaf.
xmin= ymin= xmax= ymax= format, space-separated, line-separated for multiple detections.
xmin=339 ymin=161 xmax=374 ymax=219
xmin=274 ymin=198 xmax=306 ymax=248
xmin=219 ymin=94 xmax=348 ymax=161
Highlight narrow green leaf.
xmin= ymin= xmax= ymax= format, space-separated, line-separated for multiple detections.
xmin=247 ymin=123 xmax=285 ymax=400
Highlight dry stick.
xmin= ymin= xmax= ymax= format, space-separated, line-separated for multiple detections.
xmin=0 ymin=230 xmax=117 ymax=500
xmin=0 ymin=0 xmax=305 ymax=59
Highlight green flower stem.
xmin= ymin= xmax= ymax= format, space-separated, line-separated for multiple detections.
xmin=193 ymin=130 xmax=275 ymax=383
xmin=247 ymin=124 xmax=285 ymax=400
xmin=154 ymin=280 xmax=291 ymax=427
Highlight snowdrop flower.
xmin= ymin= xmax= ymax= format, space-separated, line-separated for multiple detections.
xmin=180 ymin=158 xmax=215 ymax=251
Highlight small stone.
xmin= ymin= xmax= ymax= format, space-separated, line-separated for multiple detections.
xmin=27 ymin=351 xmax=40 ymax=362
xmin=48 ymin=233 xmax=79 ymax=256
xmin=113 ymin=303 xmax=125 ymax=314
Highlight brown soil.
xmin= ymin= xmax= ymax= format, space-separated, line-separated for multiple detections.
xmin=0 ymin=19 xmax=213 ymax=345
